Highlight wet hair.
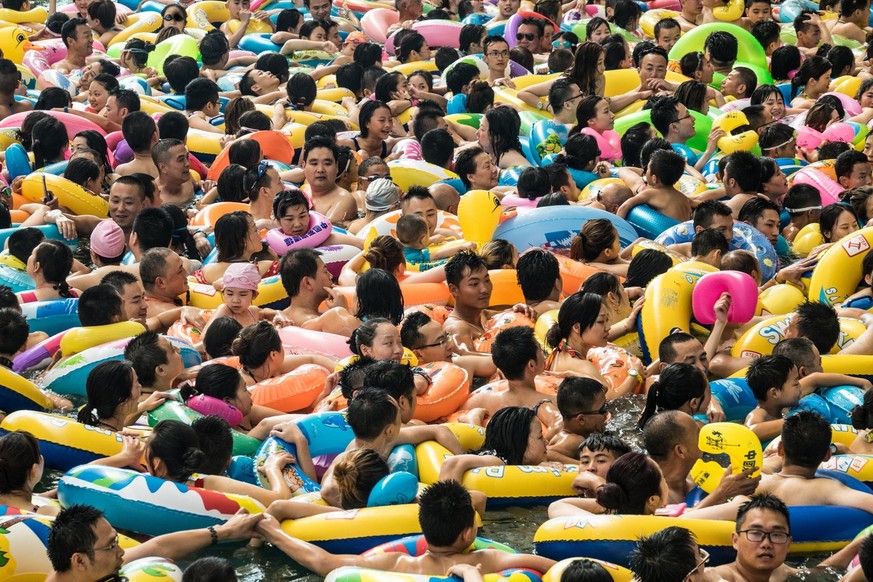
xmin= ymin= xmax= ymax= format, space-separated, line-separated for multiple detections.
xmin=466 ymin=80 xmax=494 ymax=114
xmin=556 ymin=133 xmax=599 ymax=171
xmin=580 ymin=271 xmax=623 ymax=302
xmin=34 ymin=87 xmax=73 ymax=110
xmin=581 ymin=432 xmax=632 ymax=458
xmin=180 ymin=363 xmax=242 ymax=404
xmin=674 ymin=80 xmax=709 ymax=114
xmin=781 ymin=410 xmax=831 ymax=468
xmin=480 ymin=406 xmax=539 ymax=465
xmin=0 ymin=308 xmax=27 ymax=354
xmin=546 ymin=292 xmax=604 ymax=348
xmin=347 ymin=387 xmax=399 ymax=440
xmin=657 ymin=332 xmax=699 ymax=364
xmin=643 ymin=410 xmax=691 ymax=461
xmin=704 ymin=30 xmax=738 ymax=67
xmin=398 ymin=32 xmax=427 ymax=64
xmin=64 ymin=157 xmax=100 ymax=190
xmin=612 ymin=0 xmax=642 ymax=29
xmin=820 ymin=203 xmax=857 ymax=244
xmin=624 ymin=248 xmax=672 ymax=288
xmin=279 ymin=248 xmax=322 ymax=297
xmin=418 ymin=480 xmax=476 ymax=547
xmin=157 ymin=110 xmax=188 ymax=141
xmin=123 ymin=331 xmax=170 ymax=388
xmin=647 ymin=149 xmax=685 ymax=186
xmin=790 ymin=55 xmax=831 ymax=100
xmin=819 ymin=141 xmax=850 ymax=161
xmin=285 ymin=72 xmax=317 ymax=109
xmin=560 ymin=559 xmax=613 ymax=582
xmin=638 ymin=363 xmax=707 ymax=427
xmin=77 ymin=360 xmax=137 ymax=426
xmin=483 ymin=107 xmax=523 ymax=165
xmin=629 ymin=526 xmax=698 ymax=582
xmin=231 ymin=321 xmax=282 ymax=369
xmin=724 ymin=151 xmax=763 ymax=192
xmin=132 ymin=207 xmax=173 ymax=251
xmin=333 ymin=447 xmax=391 ymax=509
xmin=355 ymin=268 xmax=404 ymax=325
xmin=445 ymin=250 xmax=488 ymax=289
xmin=736 ymin=492 xmax=791 ymax=531
xmin=770 ymin=45 xmax=802 ymax=84
xmin=214 ymin=211 xmax=255 ymax=263
xmin=202 ymin=316 xmax=243 ymax=359
xmin=570 ymin=218 xmax=617 ymax=262
xmin=738 ymin=197 xmax=779 ymax=231
xmin=147 ymin=420 xmax=207 ymax=481
xmin=348 ymin=317 xmax=395 ymax=356
xmin=516 ymin=249 xmax=560 ymax=302
xmin=509 ymin=46 xmax=535 ymax=74
xmin=556 ymin=376 xmax=606 ymax=420
xmin=492 ymin=326 xmax=540 ymax=380
xmin=586 ymin=16 xmax=610 ymax=41
xmin=0 ymin=430 xmax=41 ymax=494
xmin=47 ymin=504 xmax=104 ymax=572
xmin=421 ymin=128 xmax=455 ymax=168
xmin=182 ymin=557 xmax=238 ymax=582
xmin=78 ymin=284 xmax=124 ymax=325
xmin=746 ymin=354 xmax=795 ymax=400
xmin=691 ymin=228 xmax=729 ymax=258
xmin=596 ymin=452 xmax=662 ymax=514
xmin=31 ymin=240 xmax=73 ymax=297
xmin=794 ymin=300 xmax=840 ymax=353
xmin=619 ymin=122 xmax=653 ymax=169
xmin=32 ymin=116 xmax=68 ymax=169
xmin=362 ymin=360 xmax=416 ymax=403
xmin=362 ymin=235 xmax=405 ymax=275
xmin=459 ymin=23 xmax=486 ymax=53
xmin=480 ymin=239 xmax=516 ymax=270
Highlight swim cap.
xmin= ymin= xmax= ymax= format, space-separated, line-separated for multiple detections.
xmin=90 ymin=219 xmax=126 ymax=259
xmin=223 ymin=263 xmax=260 ymax=292
xmin=365 ymin=177 xmax=399 ymax=212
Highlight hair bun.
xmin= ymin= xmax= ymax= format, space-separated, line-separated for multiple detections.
xmin=595 ymin=482 xmax=627 ymax=511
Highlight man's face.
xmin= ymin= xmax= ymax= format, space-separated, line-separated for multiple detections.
xmin=752 ymin=209 xmax=781 ymax=245
xmin=672 ymin=102 xmax=696 ymax=140
xmin=109 ymin=182 xmax=145 ymax=230
xmin=248 ymin=69 xmax=280 ymax=95
xmin=656 ymin=26 xmax=680 ymax=52
xmin=303 ymin=147 xmax=338 ymax=192
xmin=403 ymin=196 xmax=439 ymax=235
xmin=158 ymin=335 xmax=185 ymax=383
xmin=516 ymin=23 xmax=541 ymax=52
xmin=579 ymin=446 xmax=616 ymax=479
xmin=468 ymin=151 xmax=499 ymax=190
xmin=497 ymin=0 xmax=520 ymax=17
xmin=311 ymin=257 xmax=334 ymax=300
xmin=86 ymin=518 xmax=125 ymax=579
xmin=721 ymin=70 xmax=745 ymax=98
xmin=160 ymin=252 xmax=189 ymax=297
xmin=701 ymin=213 xmax=734 ymax=242
xmin=450 ymin=265 xmax=492 ymax=310
xmin=638 ymin=53 xmax=667 ymax=84
xmin=733 ymin=508 xmax=792 ymax=574
xmin=105 ymin=95 xmax=125 ymax=125
xmin=665 ymin=338 xmax=709 ymax=376
xmin=483 ymin=41 xmax=509 ymax=72
xmin=160 ymin=145 xmax=191 ymax=183
xmin=308 ymin=0 xmax=332 ymax=19
xmin=120 ymin=281 xmax=148 ymax=321
xmin=72 ymin=23 xmax=94 ymax=55
xmin=414 ymin=320 xmax=453 ymax=362
xmin=797 ymin=23 xmax=821 ymax=48
xmin=845 ymin=162 xmax=873 ymax=189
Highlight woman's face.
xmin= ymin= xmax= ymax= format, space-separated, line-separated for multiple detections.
xmin=279 ymin=203 xmax=310 ymax=237
xmin=163 ymin=7 xmax=186 ymax=30
xmin=580 ymin=304 xmax=610 ymax=348
xmin=522 ymin=417 xmax=548 ymax=464
xmin=827 ymin=209 xmax=860 ymax=241
xmin=367 ymin=106 xmax=393 ymax=141
xmin=760 ymin=91 xmax=785 ymax=121
xmin=408 ymin=74 xmax=429 ymax=94
xmin=88 ymin=81 xmax=110 ymax=112
xmin=861 ymin=86 xmax=873 ymax=108
xmin=809 ymin=69 xmax=832 ymax=94
xmin=763 ymin=168 xmax=788 ymax=202
xmin=306 ymin=25 xmax=326 ymax=41
xmin=469 ymin=151 xmax=499 ymax=189
xmin=412 ymin=41 xmax=432 ymax=62
xmin=232 ymin=377 xmax=253 ymax=416
xmin=477 ymin=116 xmax=491 ymax=149
xmin=589 ymin=22 xmax=610 ymax=43
xmin=244 ymin=217 xmax=262 ymax=255
xmin=391 ymin=75 xmax=411 ymax=101
xmin=865 ymin=133 xmax=873 ymax=163
xmin=361 ymin=323 xmax=405 ymax=362
xmin=589 ymin=98 xmax=615 ymax=132
xmin=71 ymin=136 xmax=90 ymax=154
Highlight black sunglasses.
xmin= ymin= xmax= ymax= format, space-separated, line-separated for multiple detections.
xmin=516 ymin=32 xmax=537 ymax=41
xmin=163 ymin=12 xmax=185 ymax=21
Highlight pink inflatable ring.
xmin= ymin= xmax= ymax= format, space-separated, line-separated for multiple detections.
xmin=692 ymin=271 xmax=758 ymax=325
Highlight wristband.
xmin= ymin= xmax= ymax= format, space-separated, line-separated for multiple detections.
xmin=207 ymin=525 xmax=219 ymax=545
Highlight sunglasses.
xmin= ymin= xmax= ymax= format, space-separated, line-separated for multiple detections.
xmin=516 ymin=32 xmax=537 ymax=41
xmin=163 ymin=12 xmax=185 ymax=21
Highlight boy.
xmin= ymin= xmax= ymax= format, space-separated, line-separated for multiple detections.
xmin=459 ymin=326 xmax=561 ymax=431
xmin=184 ymin=78 xmax=224 ymax=134
xmin=721 ymin=66 xmax=757 ymax=100
xmin=750 ymin=20 xmax=781 ymax=56
xmin=617 ymin=149 xmax=692 ymax=222
xmin=115 ymin=112 xmax=159 ymax=178
xmin=831 ymin=0 xmax=871 ymax=43
xmin=836 ymin=150 xmax=873 ymax=190
xmin=760 ymin=123 xmax=797 ymax=160
xmin=547 ymin=377 xmax=610 ymax=464
xmin=744 ymin=0 xmax=772 ymax=24
xmin=397 ymin=214 xmax=475 ymax=271
xmin=690 ymin=228 xmax=729 ymax=270
xmin=744 ymin=354 xmax=801 ymax=442
xmin=781 ymin=184 xmax=821 ymax=243
xmin=793 ymin=11 xmax=834 ymax=55
xmin=654 ymin=18 xmax=681 ymax=52
xmin=255 ymin=480 xmax=556 ymax=577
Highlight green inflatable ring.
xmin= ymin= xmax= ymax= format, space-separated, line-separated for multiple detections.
xmin=148 ymin=34 xmax=201 ymax=76
xmin=669 ymin=22 xmax=768 ymax=70
xmin=614 ymin=109 xmax=713 ymax=152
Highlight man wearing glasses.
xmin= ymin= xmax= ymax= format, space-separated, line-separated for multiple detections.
xmin=482 ymin=35 xmax=512 ymax=86
xmin=516 ymin=18 xmax=545 ymax=54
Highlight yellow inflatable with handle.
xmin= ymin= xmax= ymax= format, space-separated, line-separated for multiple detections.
xmin=109 ymin=11 xmax=162 ymax=46
xmin=186 ymin=1 xmax=272 ymax=33
xmin=0 ymin=366 xmax=53 ymax=411
xmin=1 ymin=410 xmax=125 ymax=460
xmin=387 ymin=159 xmax=458 ymax=192
xmin=21 ymin=173 xmax=109 ymax=218
xmin=713 ymin=0 xmax=744 ymax=20
xmin=59 ymin=321 xmax=146 ymax=357
xmin=730 ymin=315 xmax=866 ymax=358
xmin=389 ymin=60 xmax=438 ymax=76
xmin=544 ymin=559 xmax=634 ymax=582
xmin=792 ymin=223 xmax=824 ymax=258
xmin=756 ymin=284 xmax=806 ymax=316
xmin=808 ymin=227 xmax=873 ymax=305
xmin=712 ymin=110 xmax=758 ymax=153
xmin=187 ymin=275 xmax=287 ymax=309
xmin=458 ymin=189 xmax=502 ymax=248
xmin=690 ymin=422 xmax=762 ymax=493
xmin=640 ymin=9 xmax=679 ymax=38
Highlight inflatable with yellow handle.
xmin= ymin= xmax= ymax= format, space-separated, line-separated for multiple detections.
xmin=690 ymin=422 xmax=762 ymax=493
xmin=0 ymin=24 xmax=40 ymax=65
xmin=712 ymin=110 xmax=758 ymax=153
xmin=603 ymin=69 xmax=693 ymax=98
xmin=109 ymin=11 xmax=162 ymax=46
xmin=0 ymin=365 xmax=53 ymax=413
xmin=21 ymin=173 xmax=108 ymax=218
xmin=187 ymin=274 xmax=287 ymax=309
xmin=832 ymin=423 xmax=861 ymax=448
xmin=730 ymin=314 xmax=866 ymax=358
xmin=316 ymin=87 xmax=356 ymax=103
xmin=138 ymin=95 xmax=177 ymax=115
xmin=808 ymin=227 xmax=873 ymax=305
xmin=756 ymin=283 xmax=806 ymax=316
xmin=445 ymin=422 xmax=487 ymax=450
xmin=631 ymin=239 xmax=685 ymax=265
xmin=389 ymin=60 xmax=439 ymax=76
xmin=0 ymin=410 xmax=127 ymax=471
xmin=512 ymin=72 xmax=561 ymax=90
xmin=0 ymin=6 xmax=46 ymax=24
xmin=792 ymin=223 xmax=824 ymax=258
xmin=59 ymin=320 xmax=146 ymax=357
xmin=544 ymin=559 xmax=634 ymax=582
xmin=186 ymin=1 xmax=272 ymax=33
xmin=640 ymin=9 xmax=680 ymax=38
xmin=713 ymin=0 xmax=744 ymax=20
xmin=416 ymin=439 xmax=578 ymax=507
xmin=388 ymin=159 xmax=459 ymax=192
xmin=459 ymin=189 xmax=502 ymax=247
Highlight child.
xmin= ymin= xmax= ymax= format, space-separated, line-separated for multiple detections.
xmin=744 ymin=0 xmax=772 ymax=24
xmin=744 ymin=354 xmax=802 ymax=442
xmin=397 ymin=214 xmax=475 ymax=271
xmin=204 ymin=263 xmax=278 ymax=330
xmin=438 ymin=406 xmax=566 ymax=482
xmin=781 ymin=184 xmax=821 ymax=243
xmin=272 ymin=189 xmax=364 ymax=249
xmin=547 ymin=377 xmax=610 ymax=463
xmin=616 ymin=149 xmax=692 ymax=222
xmin=654 ymin=18 xmax=681 ymax=53
xmin=459 ymin=326 xmax=561 ymax=431
xmin=689 ymin=228 xmax=729 ymax=270
xmin=185 ymin=78 xmax=224 ymax=134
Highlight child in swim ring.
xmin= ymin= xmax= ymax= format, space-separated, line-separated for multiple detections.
xmin=205 ymin=263 xmax=281 ymax=331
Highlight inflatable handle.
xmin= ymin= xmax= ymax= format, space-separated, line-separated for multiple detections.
xmin=691 ymin=271 xmax=758 ymax=325
xmin=186 ymin=394 xmax=243 ymax=427
xmin=366 ymin=471 xmax=418 ymax=507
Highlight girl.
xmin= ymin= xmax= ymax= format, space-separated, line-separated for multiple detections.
xmin=478 ymin=107 xmax=531 ymax=168
xmin=271 ymin=189 xmax=363 ymax=248
xmin=679 ymin=52 xmax=715 ymax=86
xmin=569 ymin=218 xmax=629 ymax=277
xmin=750 ymin=85 xmax=787 ymax=122
xmin=637 ymin=363 xmax=710 ymax=428
xmin=159 ymin=4 xmax=187 ymax=32
xmin=579 ymin=272 xmax=642 ymax=342
xmin=789 ymin=55 xmax=832 ymax=109
xmin=586 ymin=17 xmax=611 ymax=43
xmin=17 ymin=241 xmax=79 ymax=303
xmin=348 ymin=318 xmax=405 ymax=363
xmin=86 ymin=73 xmax=118 ymax=114
xmin=78 ymin=360 xmax=169 ymax=432
xmin=438 ymin=406 xmax=563 ymax=481
xmin=71 ymin=130 xmax=115 ymax=192
xmin=805 ymin=100 xmax=841 ymax=133
xmin=205 ymin=263 xmax=270 ymax=329
xmin=0 ymin=432 xmax=57 ymax=515
xmin=820 ymin=203 xmax=860 ymax=243
xmin=675 ymin=80 xmax=722 ymax=115
xmin=352 ymin=100 xmax=396 ymax=159
xmin=857 ymin=78 xmax=873 ymax=109
xmin=545 ymin=291 xmax=645 ymax=398
xmin=62 ymin=157 xmax=102 ymax=196
xmin=571 ymin=96 xmax=619 ymax=163
xmin=374 ymin=72 xmax=414 ymax=132
xmin=31 ymin=116 xmax=68 ymax=169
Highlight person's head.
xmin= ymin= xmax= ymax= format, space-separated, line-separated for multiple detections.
xmin=130 ymin=206 xmax=173 ymax=253
xmin=401 ymin=311 xmax=452 ymax=363
xmin=654 ymin=17 xmax=681 ymax=52
xmin=836 ymin=150 xmax=873 ymax=190
xmin=99 ymin=271 xmax=144 ymax=323
xmin=420 ymin=128 xmax=455 ymax=169
xmin=772 ymin=337 xmax=821 ymax=382
xmin=557 ymin=376 xmax=609 ymax=435
xmin=145 ymin=419 xmax=206 ymax=481
xmin=397 ymin=213 xmax=430 ymax=250
xmin=361 ymin=360 xmax=417 ymax=419
xmin=78 ymin=284 xmax=124 ymax=326
xmin=280 ymin=247 xmax=332 ymax=301
xmin=445 ymin=250 xmax=492 ymax=310
xmin=61 ymin=17 xmax=92 ymax=54
xmin=786 ymin=300 xmax=840 ymax=354
xmin=645 ymin=149 xmax=685 ymax=188
xmin=791 ymin=55 xmax=832 ymax=99
xmin=704 ymin=29 xmax=738 ymax=71
xmin=636 ymin=45 xmax=669 ymax=85
xmin=579 ymin=432 xmax=631 ymax=477
xmin=182 ymin=557 xmax=238 ymax=582
xmin=731 ymin=493 xmax=793 ymax=577
xmin=558 ymin=559 xmax=613 ymax=582
xmin=417 ymin=480 xmax=477 ymax=548
xmin=737 ymin=197 xmax=780 ymax=245
xmin=820 ymin=202 xmax=860 ymax=243
xmin=491 ymin=326 xmax=543 ymax=381
xmin=0 ymin=430 xmax=43 ymax=497
xmin=783 ymin=183 xmax=822 ymax=225
xmin=26 ymin=239 xmax=72 ymax=297
xmin=639 ymin=362 xmax=709 ymax=428
xmin=231 ymin=321 xmax=283 ymax=373
xmin=546 ymin=291 xmax=610 ymax=349
xmin=332 ymin=447 xmax=391 ymax=509
xmin=688 ymin=228 xmax=729 ymax=269
xmin=516 ymin=248 xmax=561 ymax=303
xmin=180 ymin=362 xmax=250 ymax=419
xmin=570 ymin=218 xmax=619 ymax=263
xmin=459 ymin=23 xmax=487 ymax=54
xmin=516 ymin=17 xmax=544 ymax=52
xmin=347 ymin=387 xmax=402 ymax=441
xmin=780 ymin=410 xmax=831 ymax=468
xmin=152 ymin=138 xmax=190 ymax=185
xmin=78 ymin=360 xmax=140 ymax=426
xmin=213 ymin=210 xmax=261 ymax=263
xmin=454 ymin=146 xmax=498 ymax=190
xmin=481 ymin=405 xmax=547 ymax=464
xmin=574 ymin=95 xmax=614 ymax=134
xmin=720 ymin=66 xmax=757 ymax=99
xmin=202 ymin=317 xmax=241 ymax=358
xmin=163 ymin=56 xmax=199 ymax=94
xmin=758 ymin=123 xmax=795 ymax=160
xmin=750 ymin=85 xmax=786 ymax=123
xmin=479 ymin=107 xmax=523 ymax=164
xmin=31 ymin=116 xmax=67 ymax=169
xmin=630 ymin=527 xmax=706 ymax=582
xmin=139 ymin=248 xmax=188 ymax=302
xmin=596 ymin=452 xmax=666 ymax=515
xmin=120 ymin=112 xmax=158 ymax=156
xmin=750 ymin=19 xmax=781 ymax=56
xmin=355 ymin=269 xmax=404 ymax=325
xmin=0 ymin=307 xmax=27 ymax=355
xmin=47 ymin=505 xmax=124 ymax=577
xmin=746 ymin=353 xmax=800 ymax=407
xmin=185 ymin=78 xmax=221 ymax=118
xmin=478 ymin=239 xmax=516 ymax=271
xmin=643 ymin=409 xmax=700 ymax=465
xmin=348 ymin=317 xmax=404 ymax=361
xmin=238 ymin=69 xmax=280 ymax=97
